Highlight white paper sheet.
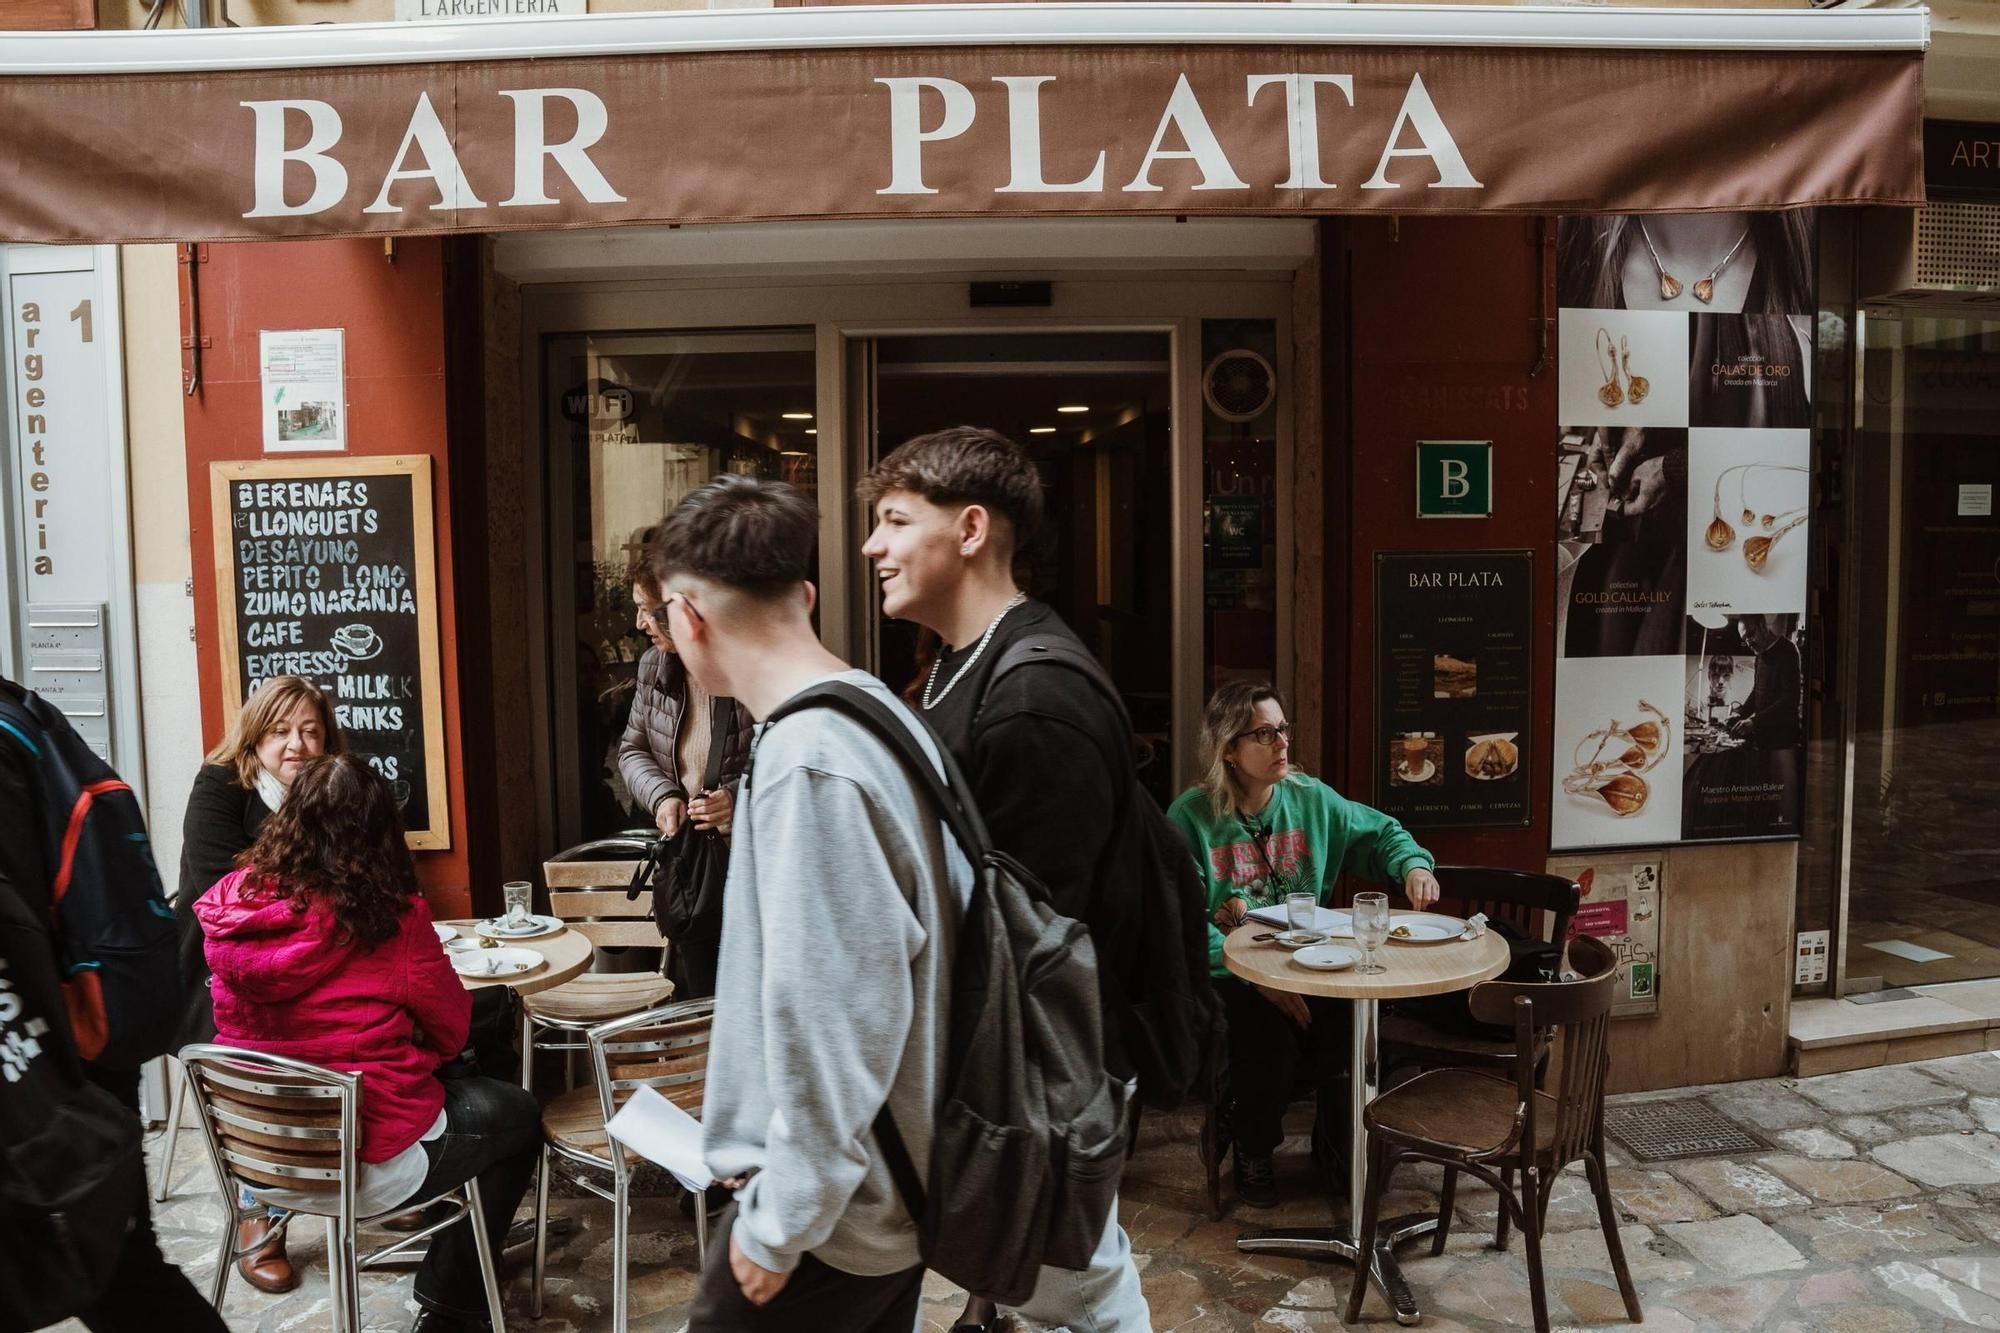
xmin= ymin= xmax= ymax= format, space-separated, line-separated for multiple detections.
xmin=1246 ymin=904 xmax=1352 ymax=933
xmin=605 ymin=1085 xmax=714 ymax=1195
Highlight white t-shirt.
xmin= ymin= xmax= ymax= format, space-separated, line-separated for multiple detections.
xmin=252 ymin=1108 xmax=447 ymax=1218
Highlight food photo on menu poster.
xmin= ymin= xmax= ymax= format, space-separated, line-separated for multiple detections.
xmin=1685 ymin=428 xmax=1811 ymax=617
xmin=1374 ymin=551 xmax=1533 ymax=830
xmin=1556 ymin=425 xmax=1687 ymax=659
xmin=1681 ymin=612 xmax=1805 ymax=840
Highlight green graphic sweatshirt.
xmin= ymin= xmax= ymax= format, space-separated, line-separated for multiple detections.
xmin=1165 ymin=775 xmax=1435 ymax=978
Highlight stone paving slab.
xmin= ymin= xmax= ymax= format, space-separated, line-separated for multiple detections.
xmin=55 ymin=1054 xmax=2000 ymax=1331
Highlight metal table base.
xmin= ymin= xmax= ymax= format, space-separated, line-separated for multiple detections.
xmin=1233 ymin=994 xmax=1432 ymax=1326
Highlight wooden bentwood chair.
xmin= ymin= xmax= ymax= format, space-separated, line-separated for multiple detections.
xmin=1344 ymin=936 xmax=1640 ymax=1333
xmin=522 ymin=839 xmax=679 ymax=1092
xmin=178 ymin=1045 xmax=508 ymax=1333
xmin=533 ymin=996 xmax=716 ymax=1333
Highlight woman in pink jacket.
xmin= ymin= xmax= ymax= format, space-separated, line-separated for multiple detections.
xmin=198 ymin=753 xmax=540 ymax=1333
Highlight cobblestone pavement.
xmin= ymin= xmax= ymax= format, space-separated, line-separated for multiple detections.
xmin=63 ymin=1052 xmax=2000 ymax=1330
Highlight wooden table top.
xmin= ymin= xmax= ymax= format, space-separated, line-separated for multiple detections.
xmin=1222 ymin=919 xmax=1509 ymax=1001
xmin=439 ymin=920 xmax=593 ymax=996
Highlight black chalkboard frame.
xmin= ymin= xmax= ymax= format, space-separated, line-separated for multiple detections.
xmin=209 ymin=455 xmax=450 ymax=851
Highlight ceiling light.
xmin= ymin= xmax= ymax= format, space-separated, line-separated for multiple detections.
xmin=1028 ymin=426 xmax=1057 ymax=435
xmin=1056 ymin=404 xmax=1089 ymax=414
xmin=781 ymin=411 xmax=815 ymax=421
xmin=805 ymin=428 xmax=817 ymax=435
xmin=780 ymin=450 xmax=810 ymax=457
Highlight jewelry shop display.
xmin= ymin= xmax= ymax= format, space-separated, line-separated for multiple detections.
xmin=1620 ymin=334 xmax=1649 ymax=405
xmin=1638 ymin=220 xmax=1753 ymax=305
xmin=1562 ymin=700 xmax=1671 ymax=817
xmin=1703 ymin=464 xmax=1809 ymax=570
xmin=1595 ymin=327 xmax=1625 ymax=408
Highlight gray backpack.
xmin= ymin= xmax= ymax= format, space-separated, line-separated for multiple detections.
xmin=763 ymin=681 xmax=1126 ymax=1304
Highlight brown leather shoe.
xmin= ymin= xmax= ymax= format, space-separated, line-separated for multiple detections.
xmin=237 ymin=1215 xmax=300 ymax=1294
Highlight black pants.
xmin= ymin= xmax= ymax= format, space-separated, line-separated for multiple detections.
xmin=1222 ymin=979 xmax=1352 ymax=1160
xmin=688 ymin=1205 xmax=923 ymax=1333
xmin=71 ymin=1069 xmax=229 ymax=1333
xmin=409 ymin=1075 xmax=543 ymax=1321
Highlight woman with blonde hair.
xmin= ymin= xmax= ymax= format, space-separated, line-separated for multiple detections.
xmin=172 ymin=673 xmax=343 ymax=1293
xmin=1166 ymin=680 xmax=1439 ymax=1208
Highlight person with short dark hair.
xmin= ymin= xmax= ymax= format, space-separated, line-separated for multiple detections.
xmin=651 ymin=476 xmax=973 ymax=1332
xmin=197 ymin=753 xmax=542 ymax=1333
xmin=858 ymin=427 xmax=1149 ymax=1332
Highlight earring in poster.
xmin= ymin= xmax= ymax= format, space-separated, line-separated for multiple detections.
xmin=1638 ymin=220 xmax=1753 ymax=305
xmin=1562 ymin=699 xmax=1671 ymax=816
xmin=1620 ymin=335 xmax=1650 ymax=405
xmin=1595 ymin=328 xmax=1625 ymax=408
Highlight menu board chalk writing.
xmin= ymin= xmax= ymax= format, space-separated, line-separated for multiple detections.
xmin=210 ymin=456 xmax=449 ymax=849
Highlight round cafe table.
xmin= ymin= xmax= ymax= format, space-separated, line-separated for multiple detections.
xmin=440 ymin=920 xmax=593 ymax=997
xmin=1223 ymin=920 xmax=1508 ymax=1326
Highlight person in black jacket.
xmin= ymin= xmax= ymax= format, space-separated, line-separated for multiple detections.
xmin=174 ymin=673 xmax=343 ymax=1294
xmin=0 ymin=677 xmax=228 ymax=1333
xmin=859 ymin=427 xmax=1151 ymax=1333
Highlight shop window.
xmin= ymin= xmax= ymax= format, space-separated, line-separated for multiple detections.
xmin=1201 ymin=319 xmax=1281 ymax=695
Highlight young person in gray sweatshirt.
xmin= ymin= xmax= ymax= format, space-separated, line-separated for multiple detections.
xmin=649 ymin=476 xmax=973 ymax=1331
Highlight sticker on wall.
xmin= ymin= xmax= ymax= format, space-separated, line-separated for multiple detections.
xmin=260 ymin=328 xmax=347 ymax=454
xmin=1548 ymin=854 xmax=1662 ymax=1018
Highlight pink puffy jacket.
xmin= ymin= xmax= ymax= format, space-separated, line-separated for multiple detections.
xmin=196 ymin=868 xmax=471 ymax=1162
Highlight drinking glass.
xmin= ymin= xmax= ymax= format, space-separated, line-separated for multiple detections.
xmin=1286 ymin=892 xmax=1318 ymax=934
xmin=502 ymin=880 xmax=533 ymax=925
xmin=1353 ymin=891 xmax=1391 ymax=974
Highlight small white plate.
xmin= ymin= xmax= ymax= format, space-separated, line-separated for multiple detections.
xmin=444 ymin=936 xmax=483 ymax=953
xmin=1396 ymin=759 xmax=1437 ymax=785
xmin=1292 ymin=944 xmax=1361 ymax=971
xmin=1272 ymin=930 xmax=1328 ymax=950
xmin=451 ymin=947 xmax=546 ymax=979
xmin=433 ymin=922 xmax=455 ymax=943
xmin=1386 ymin=913 xmax=1469 ymax=945
xmin=474 ymin=915 xmax=563 ymax=941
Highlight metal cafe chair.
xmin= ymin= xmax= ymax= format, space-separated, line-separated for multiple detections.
xmin=533 ymin=996 xmax=716 ymax=1333
xmin=178 ymin=1044 xmax=508 ymax=1333
xmin=522 ymin=837 xmax=677 ymax=1093
xmin=1343 ymin=935 xmax=1640 ymax=1333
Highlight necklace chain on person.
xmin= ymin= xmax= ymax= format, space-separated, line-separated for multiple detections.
xmin=922 ymin=592 xmax=1027 ymax=710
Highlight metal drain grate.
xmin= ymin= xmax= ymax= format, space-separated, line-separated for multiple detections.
xmin=1603 ymin=1099 xmax=1768 ymax=1162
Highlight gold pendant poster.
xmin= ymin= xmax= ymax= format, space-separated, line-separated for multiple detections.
xmin=1552 ymin=212 xmax=1814 ymax=849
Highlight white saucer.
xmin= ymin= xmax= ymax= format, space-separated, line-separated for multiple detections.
xmin=1292 ymin=944 xmax=1361 ymax=971
xmin=433 ymin=922 xmax=455 ymax=943
xmin=451 ymin=947 xmax=546 ymax=979
xmin=1272 ymin=930 xmax=1328 ymax=950
xmin=1397 ymin=759 xmax=1436 ymax=784
xmin=474 ymin=915 xmax=563 ymax=941
xmin=1387 ymin=913 xmax=1470 ymax=945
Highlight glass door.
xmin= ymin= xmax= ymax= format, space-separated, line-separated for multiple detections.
xmin=544 ymin=329 xmax=818 ymax=847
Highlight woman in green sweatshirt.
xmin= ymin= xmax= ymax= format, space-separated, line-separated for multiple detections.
xmin=1166 ymin=681 xmax=1439 ymax=1208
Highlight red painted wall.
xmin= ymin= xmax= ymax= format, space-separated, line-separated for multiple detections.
xmin=1335 ymin=215 xmax=1559 ymax=873
xmin=183 ymin=238 xmax=472 ymax=917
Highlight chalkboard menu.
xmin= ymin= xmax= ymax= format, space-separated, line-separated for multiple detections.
xmin=209 ymin=457 xmax=449 ymax=850
xmin=1374 ymin=551 xmax=1535 ymax=830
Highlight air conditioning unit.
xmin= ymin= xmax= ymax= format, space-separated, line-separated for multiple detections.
xmin=1863 ymin=201 xmax=2000 ymax=306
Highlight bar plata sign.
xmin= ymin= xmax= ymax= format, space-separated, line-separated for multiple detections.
xmin=0 ymin=45 xmax=1923 ymax=243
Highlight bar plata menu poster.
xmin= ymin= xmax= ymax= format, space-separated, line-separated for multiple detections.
xmin=1374 ymin=551 xmax=1533 ymax=829
xmin=1551 ymin=212 xmax=1813 ymax=850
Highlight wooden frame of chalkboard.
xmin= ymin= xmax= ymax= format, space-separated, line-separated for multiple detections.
xmin=209 ymin=456 xmax=450 ymax=850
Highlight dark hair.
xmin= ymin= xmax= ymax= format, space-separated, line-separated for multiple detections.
xmin=626 ymin=524 xmax=661 ymax=597
xmin=1557 ymin=212 xmax=1814 ymax=315
xmin=239 ymin=753 xmax=418 ymax=949
xmin=648 ymin=475 xmax=818 ymax=599
xmin=857 ymin=426 xmax=1046 ymax=549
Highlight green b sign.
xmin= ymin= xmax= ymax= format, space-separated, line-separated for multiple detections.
xmin=1415 ymin=440 xmax=1492 ymax=518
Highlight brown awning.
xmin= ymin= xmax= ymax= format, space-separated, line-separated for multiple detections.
xmin=0 ymin=8 xmax=1927 ymax=244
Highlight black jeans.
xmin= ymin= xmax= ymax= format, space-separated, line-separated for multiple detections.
xmin=409 ymin=1074 xmax=543 ymax=1321
xmin=72 ymin=1068 xmax=229 ymax=1333
xmin=688 ymin=1205 xmax=923 ymax=1333
xmin=1222 ymin=979 xmax=1352 ymax=1160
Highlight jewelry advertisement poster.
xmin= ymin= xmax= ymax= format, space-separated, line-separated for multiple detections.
xmin=1373 ymin=550 xmax=1534 ymax=829
xmin=1547 ymin=854 xmax=1662 ymax=1018
xmin=1552 ymin=212 xmax=1813 ymax=850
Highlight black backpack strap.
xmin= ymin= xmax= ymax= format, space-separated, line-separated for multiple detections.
xmin=984 ymin=635 xmax=1136 ymax=735
xmin=871 ymin=1107 xmax=929 ymax=1222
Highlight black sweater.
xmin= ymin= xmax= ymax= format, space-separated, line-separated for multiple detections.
xmin=172 ymin=763 xmax=272 ymax=1047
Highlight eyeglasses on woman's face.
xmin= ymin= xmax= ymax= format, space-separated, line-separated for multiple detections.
xmin=1233 ymin=722 xmax=1292 ymax=748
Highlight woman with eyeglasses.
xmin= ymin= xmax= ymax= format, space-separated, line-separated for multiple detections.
xmin=616 ymin=525 xmax=753 ymax=997
xmin=1166 ymin=680 xmax=1439 ymax=1208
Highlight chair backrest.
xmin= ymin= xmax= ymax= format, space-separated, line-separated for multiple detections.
xmin=544 ymin=836 xmax=666 ymax=949
xmin=179 ymin=1045 xmax=356 ymax=1199
xmin=1433 ymin=865 xmax=1582 ymax=947
xmin=1467 ymin=935 xmax=1618 ymax=1168
xmin=588 ymin=996 xmax=717 ymax=1122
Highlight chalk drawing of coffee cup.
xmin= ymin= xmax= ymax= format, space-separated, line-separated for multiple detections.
xmin=331 ymin=624 xmax=383 ymax=660
xmin=390 ymin=780 xmax=412 ymax=811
